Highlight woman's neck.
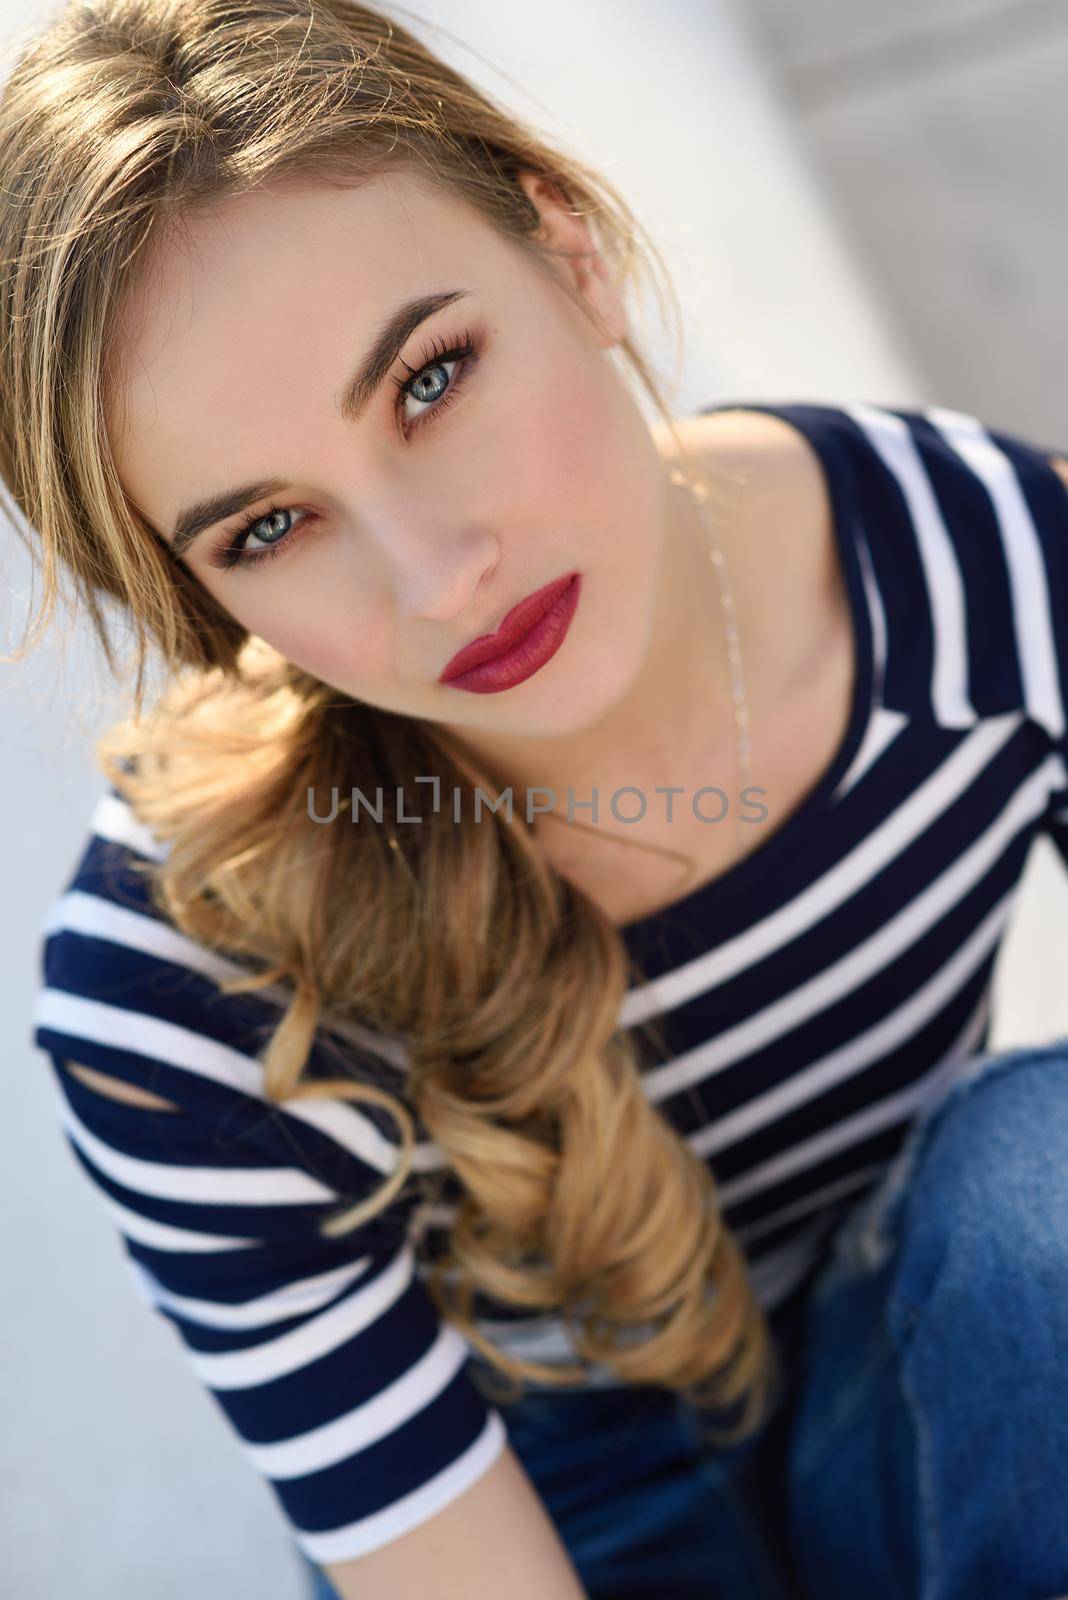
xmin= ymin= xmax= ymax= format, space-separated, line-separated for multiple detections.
xmin=435 ymin=407 xmax=852 ymax=924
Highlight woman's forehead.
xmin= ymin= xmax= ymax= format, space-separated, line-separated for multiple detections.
xmin=108 ymin=175 xmax=489 ymax=448
xmin=103 ymin=170 xmax=544 ymax=546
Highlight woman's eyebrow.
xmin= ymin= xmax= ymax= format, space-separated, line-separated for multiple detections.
xmin=166 ymin=285 xmax=473 ymax=558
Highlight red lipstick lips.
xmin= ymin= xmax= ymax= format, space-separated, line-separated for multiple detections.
xmin=438 ymin=572 xmax=582 ymax=694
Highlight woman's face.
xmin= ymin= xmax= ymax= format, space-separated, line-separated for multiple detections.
xmin=108 ymin=167 xmax=677 ymax=750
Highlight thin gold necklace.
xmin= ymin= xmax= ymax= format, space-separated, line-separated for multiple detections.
xmin=536 ymin=460 xmax=752 ymax=894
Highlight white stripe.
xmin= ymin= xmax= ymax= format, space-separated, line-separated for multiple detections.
xmin=847 ymin=402 xmax=975 ymax=729
xmin=855 ymin=514 xmax=889 ymax=705
xmin=410 ymin=1201 xmax=459 ymax=1234
xmin=716 ymin=993 xmax=991 ymax=1210
xmin=463 ymin=1312 xmax=619 ymax=1382
xmin=733 ymin=1164 xmax=887 ymax=1247
xmin=293 ymin=1412 xmax=507 ymax=1565
xmin=746 ymin=1214 xmax=836 ymax=1305
xmin=127 ymin=1251 xmax=374 ymax=1330
xmin=90 ymin=790 xmax=171 ymax=861
xmin=35 ymin=985 xmax=440 ymax=1174
xmin=42 ymin=889 xmax=248 ymax=983
xmin=833 ymin=705 xmax=909 ymax=805
xmin=54 ymin=1082 xmax=334 ymax=1204
xmin=460 ymin=1225 xmax=833 ymax=1382
xmin=928 ymin=405 xmax=1065 ymax=745
xmin=97 ymin=1187 xmax=259 ymax=1252
xmin=692 ymin=889 xmax=1012 ymax=1161
xmin=416 ymin=992 xmax=990 ymax=1255
xmin=244 ymin=1321 xmax=476 ymax=1478
xmin=623 ymin=713 xmax=1024 ymax=1030
xmin=42 ymin=882 xmax=412 ymax=1075
xmin=186 ymin=1247 xmax=415 ymax=1388
xmin=655 ymin=756 xmax=1047 ymax=1112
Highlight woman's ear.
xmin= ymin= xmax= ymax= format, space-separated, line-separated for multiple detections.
xmin=515 ymin=168 xmax=628 ymax=349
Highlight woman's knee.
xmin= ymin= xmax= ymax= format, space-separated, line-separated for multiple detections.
xmin=886 ymin=1040 xmax=1068 ymax=1332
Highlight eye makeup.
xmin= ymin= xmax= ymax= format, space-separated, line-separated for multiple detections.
xmin=208 ymin=325 xmax=482 ymax=572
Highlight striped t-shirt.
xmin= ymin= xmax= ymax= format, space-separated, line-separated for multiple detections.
xmin=30 ymin=400 xmax=1068 ymax=1567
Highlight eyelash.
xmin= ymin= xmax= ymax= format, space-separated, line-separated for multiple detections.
xmin=213 ymin=327 xmax=480 ymax=571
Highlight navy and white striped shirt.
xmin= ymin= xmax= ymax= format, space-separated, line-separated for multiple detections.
xmin=30 ymin=400 xmax=1068 ymax=1565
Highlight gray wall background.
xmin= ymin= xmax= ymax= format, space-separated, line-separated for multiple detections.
xmin=743 ymin=0 xmax=1068 ymax=444
xmin=2 ymin=0 xmax=1065 ymax=1594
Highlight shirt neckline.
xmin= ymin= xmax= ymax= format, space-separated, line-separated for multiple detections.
xmin=618 ymin=400 xmax=877 ymax=956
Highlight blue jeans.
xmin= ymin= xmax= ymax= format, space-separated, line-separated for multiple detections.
xmin=300 ymin=1038 xmax=1068 ymax=1599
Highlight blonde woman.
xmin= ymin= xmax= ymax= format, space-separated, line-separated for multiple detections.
xmin=11 ymin=2 xmax=1068 ymax=1597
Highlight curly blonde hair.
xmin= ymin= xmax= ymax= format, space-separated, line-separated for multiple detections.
xmin=1 ymin=0 xmax=781 ymax=1444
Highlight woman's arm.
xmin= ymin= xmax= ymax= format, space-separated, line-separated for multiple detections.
xmin=321 ymin=1444 xmax=589 ymax=1600
xmin=60 ymin=1064 xmax=590 ymax=1599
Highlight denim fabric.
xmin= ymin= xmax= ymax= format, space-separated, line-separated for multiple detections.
xmin=299 ymin=1037 xmax=1068 ymax=1600
xmin=788 ymin=1037 xmax=1068 ymax=1600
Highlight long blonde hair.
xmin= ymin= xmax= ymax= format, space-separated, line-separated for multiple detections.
xmin=1 ymin=0 xmax=781 ymax=1443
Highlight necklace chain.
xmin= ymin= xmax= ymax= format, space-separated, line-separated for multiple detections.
xmin=536 ymin=459 xmax=751 ymax=894
xmin=670 ymin=462 xmax=753 ymax=810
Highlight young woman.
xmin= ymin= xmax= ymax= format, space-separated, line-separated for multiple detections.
xmin=10 ymin=2 xmax=1068 ymax=1597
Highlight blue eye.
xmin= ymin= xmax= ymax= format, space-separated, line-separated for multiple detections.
xmin=211 ymin=328 xmax=480 ymax=572
xmin=213 ymin=502 xmax=314 ymax=571
xmin=391 ymin=328 xmax=479 ymax=430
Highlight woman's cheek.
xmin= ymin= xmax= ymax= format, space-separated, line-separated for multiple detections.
xmin=244 ymin=588 xmax=388 ymax=696
xmin=495 ymin=373 xmax=611 ymax=516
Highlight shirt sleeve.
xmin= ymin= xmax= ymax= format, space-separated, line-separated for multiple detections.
xmin=1043 ymin=453 xmax=1068 ymax=870
xmin=985 ymin=427 xmax=1068 ymax=873
xmin=31 ymin=918 xmax=507 ymax=1568
xmin=940 ymin=409 xmax=1068 ymax=876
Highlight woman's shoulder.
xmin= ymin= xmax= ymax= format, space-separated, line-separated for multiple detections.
xmin=31 ymin=783 xmax=415 ymax=1154
xmin=661 ymin=402 xmax=848 ymax=696
xmin=709 ymin=397 xmax=1068 ymax=745
xmin=669 ymin=397 xmax=1067 ymax=745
